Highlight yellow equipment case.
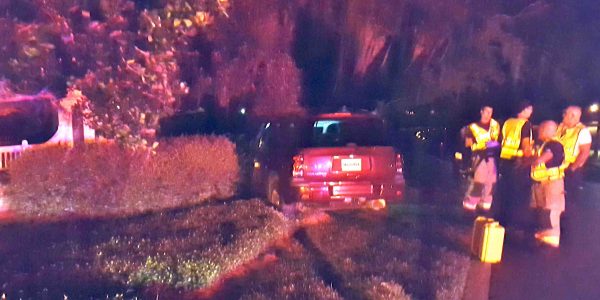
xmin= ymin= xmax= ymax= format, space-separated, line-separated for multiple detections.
xmin=471 ymin=217 xmax=505 ymax=263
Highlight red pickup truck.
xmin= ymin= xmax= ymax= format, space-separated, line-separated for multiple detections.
xmin=249 ymin=112 xmax=404 ymax=211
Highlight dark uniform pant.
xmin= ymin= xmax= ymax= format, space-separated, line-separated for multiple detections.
xmin=495 ymin=159 xmax=533 ymax=228
xmin=564 ymin=168 xmax=583 ymax=202
xmin=562 ymin=168 xmax=583 ymax=234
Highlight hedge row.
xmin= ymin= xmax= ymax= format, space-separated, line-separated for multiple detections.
xmin=6 ymin=136 xmax=239 ymax=219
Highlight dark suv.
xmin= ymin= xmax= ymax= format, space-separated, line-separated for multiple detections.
xmin=247 ymin=113 xmax=404 ymax=210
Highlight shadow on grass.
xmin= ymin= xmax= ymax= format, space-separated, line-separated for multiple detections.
xmin=293 ymin=228 xmax=362 ymax=300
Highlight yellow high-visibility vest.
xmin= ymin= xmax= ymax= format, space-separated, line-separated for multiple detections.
xmin=531 ymin=140 xmax=565 ymax=182
xmin=500 ymin=118 xmax=532 ymax=159
xmin=557 ymin=123 xmax=585 ymax=165
xmin=469 ymin=119 xmax=500 ymax=152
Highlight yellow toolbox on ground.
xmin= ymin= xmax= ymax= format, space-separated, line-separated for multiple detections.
xmin=471 ymin=217 xmax=505 ymax=263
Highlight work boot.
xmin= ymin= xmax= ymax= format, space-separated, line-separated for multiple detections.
xmin=463 ymin=197 xmax=478 ymax=211
xmin=478 ymin=202 xmax=492 ymax=211
xmin=534 ymin=230 xmax=560 ymax=248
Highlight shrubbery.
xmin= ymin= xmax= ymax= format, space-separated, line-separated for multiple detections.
xmin=6 ymin=136 xmax=238 ymax=219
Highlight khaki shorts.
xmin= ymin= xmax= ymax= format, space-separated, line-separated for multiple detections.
xmin=531 ymin=179 xmax=565 ymax=212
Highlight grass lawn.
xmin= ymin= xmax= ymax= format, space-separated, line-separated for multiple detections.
xmin=301 ymin=208 xmax=472 ymax=300
xmin=0 ymin=196 xmax=473 ymax=299
xmin=0 ymin=200 xmax=292 ymax=299
xmin=201 ymin=204 xmax=473 ymax=300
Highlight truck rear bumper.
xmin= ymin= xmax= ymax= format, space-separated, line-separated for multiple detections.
xmin=291 ymin=178 xmax=404 ymax=206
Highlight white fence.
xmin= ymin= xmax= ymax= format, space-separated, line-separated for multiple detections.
xmin=0 ymin=104 xmax=95 ymax=171
xmin=0 ymin=141 xmax=30 ymax=170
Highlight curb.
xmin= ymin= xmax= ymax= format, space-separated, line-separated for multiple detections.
xmin=461 ymin=259 xmax=491 ymax=300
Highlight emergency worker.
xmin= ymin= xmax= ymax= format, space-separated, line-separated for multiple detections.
xmin=463 ymin=105 xmax=501 ymax=211
xmin=496 ymin=102 xmax=534 ymax=227
xmin=531 ymin=121 xmax=565 ymax=247
xmin=557 ymin=106 xmax=592 ymax=198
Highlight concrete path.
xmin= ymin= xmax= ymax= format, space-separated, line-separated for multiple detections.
xmin=462 ymin=261 xmax=491 ymax=300
xmin=489 ymin=182 xmax=600 ymax=300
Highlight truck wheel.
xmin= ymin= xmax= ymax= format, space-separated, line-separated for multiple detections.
xmin=267 ymin=174 xmax=282 ymax=208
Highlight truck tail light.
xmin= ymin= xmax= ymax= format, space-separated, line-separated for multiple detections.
xmin=369 ymin=199 xmax=387 ymax=211
xmin=293 ymin=154 xmax=304 ymax=177
xmin=395 ymin=154 xmax=403 ymax=174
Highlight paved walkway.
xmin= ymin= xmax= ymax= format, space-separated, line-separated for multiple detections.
xmin=489 ymin=182 xmax=600 ymax=300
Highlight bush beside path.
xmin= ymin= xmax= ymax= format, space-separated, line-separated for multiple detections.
xmin=5 ymin=136 xmax=238 ymax=220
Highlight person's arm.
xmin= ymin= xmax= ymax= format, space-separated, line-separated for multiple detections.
xmin=465 ymin=137 xmax=474 ymax=148
xmin=464 ymin=126 xmax=474 ymax=148
xmin=521 ymin=138 xmax=533 ymax=157
xmin=496 ymin=122 xmax=502 ymax=144
xmin=571 ymin=143 xmax=591 ymax=171
xmin=521 ymin=122 xmax=533 ymax=157
xmin=570 ymin=129 xmax=592 ymax=171
xmin=534 ymin=149 xmax=554 ymax=165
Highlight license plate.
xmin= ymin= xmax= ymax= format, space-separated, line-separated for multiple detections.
xmin=341 ymin=158 xmax=362 ymax=172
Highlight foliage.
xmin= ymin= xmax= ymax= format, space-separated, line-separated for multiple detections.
xmin=295 ymin=0 xmax=600 ymax=116
xmin=5 ymin=136 xmax=238 ymax=218
xmin=123 ymin=135 xmax=239 ymax=209
xmin=0 ymin=0 xmax=306 ymax=148
xmin=7 ymin=143 xmax=134 ymax=216
xmin=421 ymin=13 xmax=526 ymax=102
xmin=208 ymin=0 xmax=304 ymax=116
xmin=74 ymin=48 xmax=186 ymax=146
xmin=320 ymin=0 xmax=528 ymax=108
xmin=69 ymin=0 xmax=208 ymax=147
xmin=2 ymin=0 xmax=599 ymax=136
xmin=0 ymin=18 xmax=63 ymax=92
xmin=214 ymin=50 xmax=304 ymax=117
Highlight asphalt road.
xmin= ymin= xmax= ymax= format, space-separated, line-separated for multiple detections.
xmin=489 ymin=182 xmax=600 ymax=300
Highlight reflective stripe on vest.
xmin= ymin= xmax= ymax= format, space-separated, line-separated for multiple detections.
xmin=531 ymin=140 xmax=565 ymax=182
xmin=470 ymin=119 xmax=500 ymax=152
xmin=557 ymin=123 xmax=585 ymax=164
xmin=500 ymin=118 xmax=531 ymax=159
